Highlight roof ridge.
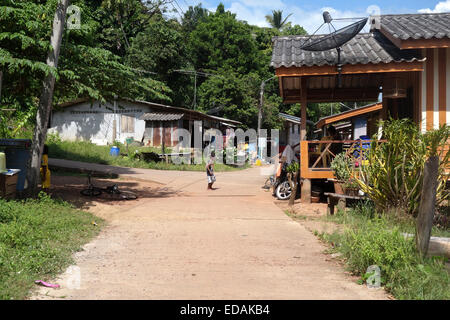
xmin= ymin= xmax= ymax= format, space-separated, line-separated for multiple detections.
xmin=380 ymin=12 xmax=450 ymax=17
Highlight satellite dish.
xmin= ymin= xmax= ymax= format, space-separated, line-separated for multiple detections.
xmin=300 ymin=12 xmax=368 ymax=88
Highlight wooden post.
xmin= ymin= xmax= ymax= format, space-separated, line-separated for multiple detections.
xmin=416 ymin=156 xmax=439 ymax=257
xmin=162 ymin=121 xmax=166 ymax=156
xmin=300 ymin=77 xmax=311 ymax=203
xmin=300 ymin=77 xmax=307 ymax=141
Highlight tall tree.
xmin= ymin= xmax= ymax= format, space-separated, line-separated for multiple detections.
xmin=265 ymin=10 xmax=292 ymax=30
xmin=97 ymin=0 xmax=171 ymax=57
xmin=126 ymin=16 xmax=189 ymax=105
xmin=181 ymin=3 xmax=209 ymax=34
xmin=189 ymin=4 xmax=264 ymax=75
xmin=28 ymin=0 xmax=71 ymax=195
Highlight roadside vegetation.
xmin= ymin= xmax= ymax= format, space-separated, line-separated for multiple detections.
xmin=47 ymin=137 xmax=249 ymax=172
xmin=303 ymin=120 xmax=450 ymax=300
xmin=316 ymin=204 xmax=449 ymax=300
xmin=0 ymin=193 xmax=103 ymax=299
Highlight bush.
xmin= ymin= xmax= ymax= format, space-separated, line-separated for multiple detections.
xmin=355 ymin=119 xmax=449 ymax=216
xmin=340 ymin=218 xmax=417 ymax=276
xmin=330 ymin=152 xmax=352 ymax=181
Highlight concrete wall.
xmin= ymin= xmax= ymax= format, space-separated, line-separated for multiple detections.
xmin=49 ymin=101 xmax=152 ymax=145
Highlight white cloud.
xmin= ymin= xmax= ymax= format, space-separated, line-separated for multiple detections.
xmin=166 ymin=0 xmax=373 ymax=35
xmin=227 ymin=1 xmax=370 ymax=34
xmin=418 ymin=0 xmax=450 ymax=13
xmin=229 ymin=2 xmax=269 ymax=27
xmin=239 ymin=0 xmax=284 ymax=8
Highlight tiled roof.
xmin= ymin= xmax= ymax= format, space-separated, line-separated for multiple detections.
xmin=376 ymin=13 xmax=450 ymax=40
xmin=270 ymin=31 xmax=424 ymax=68
xmin=140 ymin=113 xmax=184 ymax=121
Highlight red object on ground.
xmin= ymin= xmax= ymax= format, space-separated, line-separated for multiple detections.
xmin=35 ymin=280 xmax=60 ymax=288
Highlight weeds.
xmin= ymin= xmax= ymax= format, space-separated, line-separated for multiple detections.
xmin=0 ymin=193 xmax=103 ymax=299
xmin=319 ymin=204 xmax=450 ymax=299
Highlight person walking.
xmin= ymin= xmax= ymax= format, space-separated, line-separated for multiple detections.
xmin=206 ymin=151 xmax=216 ymax=190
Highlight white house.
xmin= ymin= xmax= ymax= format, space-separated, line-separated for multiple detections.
xmin=49 ymin=98 xmax=241 ymax=146
xmin=49 ymin=99 xmax=151 ymax=145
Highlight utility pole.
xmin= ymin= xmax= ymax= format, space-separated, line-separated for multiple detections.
xmin=193 ymin=72 xmax=197 ymax=110
xmin=112 ymin=96 xmax=117 ymax=143
xmin=258 ymin=76 xmax=277 ymax=159
xmin=258 ymin=76 xmax=277 ymax=136
xmin=173 ymin=70 xmax=221 ymax=110
xmin=0 ymin=70 xmax=3 ymax=102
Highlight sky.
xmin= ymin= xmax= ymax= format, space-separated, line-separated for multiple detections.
xmin=168 ymin=0 xmax=450 ymax=33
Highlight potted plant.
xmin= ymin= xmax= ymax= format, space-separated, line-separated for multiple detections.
xmin=343 ymin=178 xmax=359 ymax=196
xmin=330 ymin=152 xmax=351 ymax=195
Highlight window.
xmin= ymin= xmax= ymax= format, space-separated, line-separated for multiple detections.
xmin=121 ymin=115 xmax=135 ymax=133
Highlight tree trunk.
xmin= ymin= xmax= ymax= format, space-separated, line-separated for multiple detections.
xmin=27 ymin=0 xmax=70 ymax=196
xmin=415 ymin=156 xmax=439 ymax=257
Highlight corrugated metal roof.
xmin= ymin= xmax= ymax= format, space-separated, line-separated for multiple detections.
xmin=279 ymin=113 xmax=315 ymax=125
xmin=279 ymin=113 xmax=301 ymax=124
xmin=270 ymin=32 xmax=424 ymax=68
xmin=376 ymin=13 xmax=450 ymax=40
xmin=316 ymin=102 xmax=383 ymax=128
xmin=55 ymin=98 xmax=242 ymax=126
xmin=140 ymin=113 xmax=184 ymax=121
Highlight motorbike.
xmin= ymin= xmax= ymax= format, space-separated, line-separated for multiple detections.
xmin=273 ymin=161 xmax=301 ymax=200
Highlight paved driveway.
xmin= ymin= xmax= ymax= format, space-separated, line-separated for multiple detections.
xmin=32 ymin=160 xmax=388 ymax=299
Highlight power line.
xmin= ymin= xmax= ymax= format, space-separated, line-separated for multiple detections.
xmin=173 ymin=69 xmax=223 ymax=109
xmin=169 ymin=0 xmax=184 ymax=20
xmin=173 ymin=0 xmax=185 ymax=15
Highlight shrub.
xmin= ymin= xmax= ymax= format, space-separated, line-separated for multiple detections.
xmin=330 ymin=152 xmax=351 ymax=181
xmin=355 ymin=119 xmax=449 ymax=216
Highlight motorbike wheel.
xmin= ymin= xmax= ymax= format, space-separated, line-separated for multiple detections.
xmin=275 ymin=181 xmax=292 ymax=200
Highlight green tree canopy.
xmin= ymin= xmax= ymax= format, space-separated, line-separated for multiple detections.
xmin=126 ymin=15 xmax=189 ymax=105
xmin=189 ymin=4 xmax=265 ymax=75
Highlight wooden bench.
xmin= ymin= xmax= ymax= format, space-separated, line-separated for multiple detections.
xmin=324 ymin=192 xmax=366 ymax=215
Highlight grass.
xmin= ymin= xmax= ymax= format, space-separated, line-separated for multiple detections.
xmin=47 ymin=139 xmax=250 ymax=172
xmin=0 ymin=193 xmax=103 ymax=300
xmin=316 ymin=203 xmax=450 ymax=300
xmin=323 ymin=201 xmax=450 ymax=238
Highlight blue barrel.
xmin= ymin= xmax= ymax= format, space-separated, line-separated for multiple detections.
xmin=110 ymin=146 xmax=120 ymax=157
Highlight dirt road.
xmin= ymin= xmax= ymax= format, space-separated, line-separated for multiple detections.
xmin=31 ymin=160 xmax=388 ymax=299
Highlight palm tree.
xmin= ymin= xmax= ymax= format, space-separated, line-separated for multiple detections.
xmin=265 ymin=10 xmax=293 ymax=30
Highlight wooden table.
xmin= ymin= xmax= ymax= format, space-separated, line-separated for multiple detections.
xmin=324 ymin=192 xmax=366 ymax=215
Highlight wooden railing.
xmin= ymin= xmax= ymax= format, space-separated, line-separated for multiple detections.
xmin=300 ymin=140 xmax=386 ymax=179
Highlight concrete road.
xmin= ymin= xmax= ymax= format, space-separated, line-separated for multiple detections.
xmin=32 ymin=160 xmax=388 ymax=299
